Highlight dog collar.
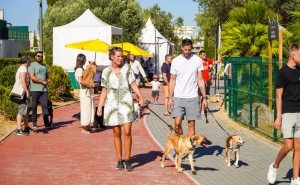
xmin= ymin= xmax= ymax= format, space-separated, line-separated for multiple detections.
xmin=190 ymin=138 xmax=196 ymax=148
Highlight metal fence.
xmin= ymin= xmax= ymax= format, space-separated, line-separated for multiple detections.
xmin=223 ymin=56 xmax=287 ymax=143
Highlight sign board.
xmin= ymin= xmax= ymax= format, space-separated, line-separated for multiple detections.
xmin=0 ymin=9 xmax=3 ymax=20
xmin=268 ymin=19 xmax=279 ymax=40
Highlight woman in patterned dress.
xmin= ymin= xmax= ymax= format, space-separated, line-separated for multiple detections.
xmin=97 ymin=47 xmax=145 ymax=171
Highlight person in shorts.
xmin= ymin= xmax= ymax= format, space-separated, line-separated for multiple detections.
xmin=161 ymin=54 xmax=173 ymax=116
xmin=168 ymin=38 xmax=208 ymax=138
xmin=150 ymin=75 xmax=161 ymax=105
xmin=15 ymin=55 xmax=37 ymax=136
xmin=267 ymin=44 xmax=300 ymax=185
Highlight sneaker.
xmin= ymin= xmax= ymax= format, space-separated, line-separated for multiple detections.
xmin=32 ymin=123 xmax=38 ymax=128
xmin=125 ymin=160 xmax=134 ymax=171
xmin=116 ymin=160 xmax=124 ymax=170
xmin=291 ymin=177 xmax=300 ymax=185
xmin=15 ymin=129 xmax=29 ymax=136
xmin=82 ymin=130 xmax=91 ymax=135
xmin=267 ymin=162 xmax=278 ymax=184
xmin=155 ymin=102 xmax=158 ymax=105
xmin=24 ymin=127 xmax=37 ymax=134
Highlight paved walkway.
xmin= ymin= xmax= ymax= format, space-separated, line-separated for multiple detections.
xmin=0 ymin=80 xmax=293 ymax=185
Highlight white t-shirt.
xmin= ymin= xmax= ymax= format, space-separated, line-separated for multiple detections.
xmin=130 ymin=60 xmax=147 ymax=78
xmin=170 ymin=54 xmax=203 ymax=98
xmin=150 ymin=81 xmax=160 ymax=91
xmin=15 ymin=65 xmax=29 ymax=85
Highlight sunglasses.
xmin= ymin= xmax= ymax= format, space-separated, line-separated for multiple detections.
xmin=36 ymin=55 xmax=43 ymax=58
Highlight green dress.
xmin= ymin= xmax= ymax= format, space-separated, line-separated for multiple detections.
xmin=101 ymin=64 xmax=135 ymax=126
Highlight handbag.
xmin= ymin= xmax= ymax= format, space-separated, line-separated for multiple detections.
xmin=9 ymin=72 xmax=25 ymax=104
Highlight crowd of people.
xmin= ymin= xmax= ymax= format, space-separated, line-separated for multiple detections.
xmin=12 ymin=40 xmax=300 ymax=184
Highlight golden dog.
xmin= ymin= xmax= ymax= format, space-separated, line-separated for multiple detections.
xmin=81 ymin=61 xmax=96 ymax=88
xmin=160 ymin=125 xmax=212 ymax=174
xmin=225 ymin=134 xmax=244 ymax=167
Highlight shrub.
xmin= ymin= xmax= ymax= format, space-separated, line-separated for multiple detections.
xmin=0 ymin=64 xmax=19 ymax=87
xmin=0 ymin=85 xmax=17 ymax=120
xmin=0 ymin=58 xmax=19 ymax=71
xmin=48 ymin=65 xmax=73 ymax=101
xmin=18 ymin=50 xmax=36 ymax=61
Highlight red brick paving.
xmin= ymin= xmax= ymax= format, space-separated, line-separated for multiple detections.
xmin=0 ymin=87 xmax=195 ymax=185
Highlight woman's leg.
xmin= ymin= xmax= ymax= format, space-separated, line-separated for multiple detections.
xmin=123 ymin=122 xmax=132 ymax=160
xmin=113 ymin=125 xmax=122 ymax=160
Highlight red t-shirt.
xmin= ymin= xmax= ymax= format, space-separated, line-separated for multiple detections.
xmin=202 ymin=59 xmax=213 ymax=82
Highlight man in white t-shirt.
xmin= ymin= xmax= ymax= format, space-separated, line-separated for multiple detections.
xmin=129 ymin=54 xmax=148 ymax=87
xmin=168 ymin=39 xmax=208 ymax=137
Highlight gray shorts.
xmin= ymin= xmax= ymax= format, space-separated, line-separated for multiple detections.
xmin=152 ymin=90 xmax=159 ymax=97
xmin=171 ymin=97 xmax=201 ymax=121
xmin=282 ymin=113 xmax=300 ymax=138
xmin=18 ymin=102 xmax=28 ymax=116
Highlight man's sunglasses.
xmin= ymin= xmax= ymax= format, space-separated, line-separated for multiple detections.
xmin=36 ymin=55 xmax=43 ymax=58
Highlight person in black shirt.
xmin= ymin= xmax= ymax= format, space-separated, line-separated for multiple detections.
xmin=268 ymin=44 xmax=300 ymax=185
xmin=161 ymin=54 xmax=173 ymax=116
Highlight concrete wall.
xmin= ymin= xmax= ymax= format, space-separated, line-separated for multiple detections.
xmin=0 ymin=40 xmax=30 ymax=58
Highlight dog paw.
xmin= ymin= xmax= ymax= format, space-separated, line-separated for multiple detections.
xmin=160 ymin=164 xmax=165 ymax=169
xmin=192 ymin=170 xmax=197 ymax=175
xmin=178 ymin=168 xmax=183 ymax=173
xmin=234 ymin=163 xmax=239 ymax=168
xmin=227 ymin=164 xmax=231 ymax=167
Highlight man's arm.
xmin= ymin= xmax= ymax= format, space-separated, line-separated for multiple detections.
xmin=20 ymin=72 xmax=30 ymax=98
xmin=198 ymin=70 xmax=208 ymax=107
xmin=212 ymin=55 xmax=228 ymax=65
xmin=274 ymin=87 xmax=283 ymax=130
xmin=29 ymin=72 xmax=48 ymax=85
xmin=162 ymin=72 xmax=169 ymax=86
xmin=168 ymin=74 xmax=176 ymax=109
xmin=136 ymin=61 xmax=148 ymax=83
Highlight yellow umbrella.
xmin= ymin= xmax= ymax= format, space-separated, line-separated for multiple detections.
xmin=65 ymin=39 xmax=111 ymax=54
xmin=112 ymin=42 xmax=153 ymax=58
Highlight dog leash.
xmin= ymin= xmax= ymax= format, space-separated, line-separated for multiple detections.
xmin=140 ymin=100 xmax=180 ymax=135
xmin=205 ymin=107 xmax=231 ymax=137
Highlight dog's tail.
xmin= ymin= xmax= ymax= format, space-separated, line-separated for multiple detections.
xmin=168 ymin=124 xmax=174 ymax=136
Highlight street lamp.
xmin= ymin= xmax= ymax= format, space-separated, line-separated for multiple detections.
xmin=156 ymin=36 xmax=163 ymax=80
xmin=38 ymin=0 xmax=43 ymax=51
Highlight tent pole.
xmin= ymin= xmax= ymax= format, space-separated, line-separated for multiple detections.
xmin=94 ymin=52 xmax=96 ymax=61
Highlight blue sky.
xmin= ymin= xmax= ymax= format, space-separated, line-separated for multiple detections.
xmin=0 ymin=0 xmax=199 ymax=32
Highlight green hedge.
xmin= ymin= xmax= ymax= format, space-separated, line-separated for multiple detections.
xmin=18 ymin=50 xmax=36 ymax=61
xmin=47 ymin=65 xmax=73 ymax=101
xmin=0 ymin=85 xmax=17 ymax=120
xmin=0 ymin=64 xmax=19 ymax=87
xmin=0 ymin=58 xmax=19 ymax=71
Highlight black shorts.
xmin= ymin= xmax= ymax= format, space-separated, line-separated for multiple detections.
xmin=152 ymin=90 xmax=159 ymax=97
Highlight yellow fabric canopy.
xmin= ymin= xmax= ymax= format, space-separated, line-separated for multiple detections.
xmin=65 ymin=39 xmax=111 ymax=53
xmin=112 ymin=42 xmax=153 ymax=57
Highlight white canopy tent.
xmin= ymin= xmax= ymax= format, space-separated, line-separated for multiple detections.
xmin=139 ymin=18 xmax=174 ymax=79
xmin=53 ymin=9 xmax=122 ymax=71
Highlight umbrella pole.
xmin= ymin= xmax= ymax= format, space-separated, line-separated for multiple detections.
xmin=94 ymin=52 xmax=96 ymax=61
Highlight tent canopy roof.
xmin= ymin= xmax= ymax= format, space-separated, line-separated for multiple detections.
xmin=139 ymin=18 xmax=174 ymax=45
xmin=56 ymin=9 xmax=122 ymax=35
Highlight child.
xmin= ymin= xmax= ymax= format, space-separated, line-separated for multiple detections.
xmin=150 ymin=75 xmax=161 ymax=105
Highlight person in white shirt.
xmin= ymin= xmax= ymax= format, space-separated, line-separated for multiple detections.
xmin=129 ymin=54 xmax=148 ymax=87
xmin=168 ymin=39 xmax=208 ymax=138
xmin=150 ymin=74 xmax=162 ymax=105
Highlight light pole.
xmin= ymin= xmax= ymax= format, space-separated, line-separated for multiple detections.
xmin=153 ymin=22 xmax=157 ymax=74
xmin=38 ymin=0 xmax=43 ymax=51
xmin=156 ymin=36 xmax=163 ymax=80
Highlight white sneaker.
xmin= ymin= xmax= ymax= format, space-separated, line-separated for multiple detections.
xmin=291 ymin=177 xmax=300 ymax=185
xmin=267 ymin=162 xmax=278 ymax=184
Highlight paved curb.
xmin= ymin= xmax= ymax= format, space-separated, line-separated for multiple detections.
xmin=142 ymin=105 xmax=201 ymax=185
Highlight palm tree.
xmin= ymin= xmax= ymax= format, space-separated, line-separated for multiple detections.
xmin=219 ymin=2 xmax=278 ymax=57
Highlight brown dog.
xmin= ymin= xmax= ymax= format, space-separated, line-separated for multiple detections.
xmin=81 ymin=61 xmax=96 ymax=88
xmin=160 ymin=125 xmax=212 ymax=174
xmin=225 ymin=134 xmax=244 ymax=167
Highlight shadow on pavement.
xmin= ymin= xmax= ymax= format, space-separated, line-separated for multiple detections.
xmin=131 ymin=151 xmax=163 ymax=168
xmin=194 ymin=145 xmax=224 ymax=158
